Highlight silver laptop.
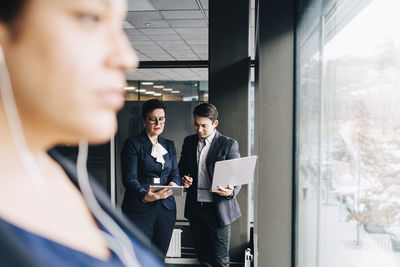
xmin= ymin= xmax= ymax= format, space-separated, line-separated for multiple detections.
xmin=211 ymin=155 xmax=257 ymax=190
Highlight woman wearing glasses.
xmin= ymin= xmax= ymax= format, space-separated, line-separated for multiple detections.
xmin=121 ymin=99 xmax=181 ymax=258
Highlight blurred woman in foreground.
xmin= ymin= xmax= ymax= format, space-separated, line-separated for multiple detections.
xmin=0 ymin=0 xmax=164 ymax=266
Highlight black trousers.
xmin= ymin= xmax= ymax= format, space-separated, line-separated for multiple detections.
xmin=125 ymin=201 xmax=176 ymax=258
xmin=189 ymin=203 xmax=231 ymax=267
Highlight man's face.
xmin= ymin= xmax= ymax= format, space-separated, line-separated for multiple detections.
xmin=193 ymin=115 xmax=218 ymax=139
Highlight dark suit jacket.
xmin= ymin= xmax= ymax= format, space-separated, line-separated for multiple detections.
xmin=121 ymin=131 xmax=181 ymax=213
xmin=0 ymin=149 xmax=163 ymax=267
xmin=178 ymin=131 xmax=242 ymax=226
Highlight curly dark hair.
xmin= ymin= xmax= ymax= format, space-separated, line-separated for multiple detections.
xmin=141 ymin=99 xmax=166 ymax=119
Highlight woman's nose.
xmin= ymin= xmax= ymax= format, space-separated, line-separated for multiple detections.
xmin=107 ymin=29 xmax=138 ymax=71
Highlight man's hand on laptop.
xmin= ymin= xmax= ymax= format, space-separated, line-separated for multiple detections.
xmin=212 ymin=185 xmax=234 ymax=197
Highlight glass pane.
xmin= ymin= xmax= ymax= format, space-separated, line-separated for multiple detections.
xmin=296 ymin=0 xmax=400 ymax=267
xmin=116 ymin=69 xmax=209 ymax=219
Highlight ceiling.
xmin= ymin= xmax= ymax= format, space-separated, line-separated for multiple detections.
xmin=124 ymin=0 xmax=255 ymax=81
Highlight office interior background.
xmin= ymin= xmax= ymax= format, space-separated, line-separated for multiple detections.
xmin=56 ymin=0 xmax=400 ymax=266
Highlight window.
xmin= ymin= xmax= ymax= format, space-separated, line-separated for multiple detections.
xmin=296 ymin=0 xmax=400 ymax=266
xmin=115 ymin=69 xmax=208 ymax=219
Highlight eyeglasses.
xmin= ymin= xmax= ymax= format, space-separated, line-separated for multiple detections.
xmin=147 ymin=117 xmax=165 ymax=125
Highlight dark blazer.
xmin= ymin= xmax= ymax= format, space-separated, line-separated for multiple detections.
xmin=178 ymin=131 xmax=242 ymax=226
xmin=121 ymin=131 xmax=181 ymax=213
xmin=0 ymin=149 xmax=164 ymax=267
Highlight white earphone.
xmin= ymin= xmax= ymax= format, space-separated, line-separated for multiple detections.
xmin=0 ymin=44 xmax=45 ymax=189
xmin=0 ymin=44 xmax=139 ymax=266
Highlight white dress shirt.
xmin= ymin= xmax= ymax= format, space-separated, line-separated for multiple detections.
xmin=196 ymin=131 xmax=216 ymax=202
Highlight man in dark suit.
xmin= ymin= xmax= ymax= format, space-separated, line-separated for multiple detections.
xmin=178 ymin=103 xmax=241 ymax=267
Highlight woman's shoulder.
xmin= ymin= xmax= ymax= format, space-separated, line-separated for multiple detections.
xmin=0 ymin=218 xmax=42 ymax=267
xmin=124 ymin=133 xmax=148 ymax=147
xmin=159 ymin=135 xmax=173 ymax=143
xmin=158 ymin=136 xmax=175 ymax=148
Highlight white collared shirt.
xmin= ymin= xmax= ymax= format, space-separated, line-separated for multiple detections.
xmin=196 ymin=131 xmax=216 ymax=202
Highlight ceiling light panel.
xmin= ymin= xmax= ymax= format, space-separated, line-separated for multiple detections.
xmin=139 ymin=28 xmax=176 ymax=35
xmin=149 ymin=55 xmax=175 ymax=61
xmin=148 ymin=0 xmax=199 ymax=10
xmin=130 ymin=40 xmax=157 ymax=47
xmin=179 ymin=34 xmax=208 ymax=41
xmin=127 ymin=0 xmax=156 ymax=11
xmin=132 ymin=20 xmax=170 ymax=29
xmin=135 ymin=54 xmax=152 ymax=61
xmin=175 ymin=28 xmax=208 ymax=35
xmin=155 ymin=40 xmax=187 ymax=48
xmin=198 ymin=54 xmax=208 ymax=60
xmin=161 ymin=10 xmax=204 ymax=20
xmin=169 ymin=53 xmax=198 ymax=60
xmin=124 ymin=29 xmax=144 ymax=36
xmin=185 ymin=39 xmax=208 ymax=45
xmin=127 ymin=35 xmax=150 ymax=41
xmin=138 ymin=51 xmax=171 ymax=58
xmin=148 ymin=34 xmax=182 ymax=41
xmin=123 ymin=21 xmax=134 ymax=29
xmin=156 ymin=69 xmax=183 ymax=77
xmin=127 ymin=11 xmax=162 ymax=21
xmin=178 ymin=69 xmax=197 ymax=76
xmin=127 ymin=68 xmax=208 ymax=81
xmin=168 ymin=20 xmax=208 ymax=28
xmin=190 ymin=45 xmax=207 ymax=53
xmin=154 ymin=70 xmax=181 ymax=79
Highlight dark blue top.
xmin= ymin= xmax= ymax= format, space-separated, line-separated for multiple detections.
xmin=0 ymin=216 xmax=164 ymax=267
xmin=121 ymin=131 xmax=181 ymax=213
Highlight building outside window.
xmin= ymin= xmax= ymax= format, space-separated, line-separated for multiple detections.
xmin=296 ymin=0 xmax=400 ymax=266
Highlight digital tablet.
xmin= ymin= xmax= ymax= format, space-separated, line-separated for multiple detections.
xmin=151 ymin=185 xmax=184 ymax=196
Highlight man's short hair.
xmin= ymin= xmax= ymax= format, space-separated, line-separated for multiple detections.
xmin=193 ymin=103 xmax=218 ymax=121
xmin=141 ymin=99 xmax=166 ymax=119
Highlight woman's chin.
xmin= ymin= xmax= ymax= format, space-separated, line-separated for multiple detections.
xmin=80 ymin=117 xmax=118 ymax=144
xmin=52 ymin=113 xmax=118 ymax=145
xmin=90 ymin=126 xmax=117 ymax=144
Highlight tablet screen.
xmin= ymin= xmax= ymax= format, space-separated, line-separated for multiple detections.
xmin=151 ymin=185 xmax=184 ymax=196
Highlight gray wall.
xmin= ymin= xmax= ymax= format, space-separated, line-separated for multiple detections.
xmin=254 ymin=0 xmax=295 ymax=266
xmin=209 ymin=0 xmax=251 ymax=262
